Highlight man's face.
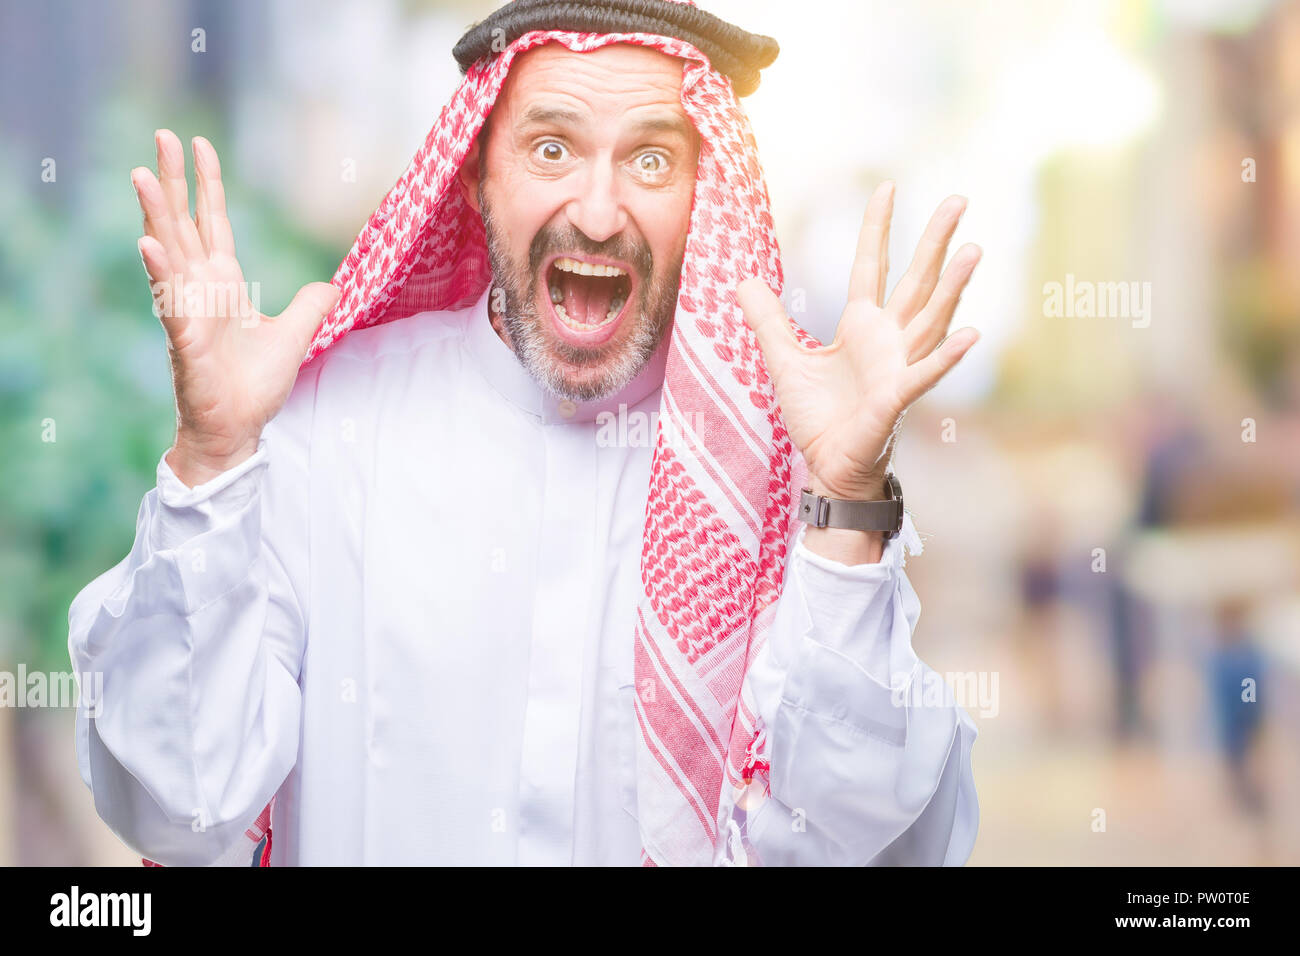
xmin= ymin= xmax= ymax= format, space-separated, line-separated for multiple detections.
xmin=463 ymin=43 xmax=700 ymax=402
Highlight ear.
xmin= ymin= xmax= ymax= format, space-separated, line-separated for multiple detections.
xmin=459 ymin=136 xmax=483 ymax=215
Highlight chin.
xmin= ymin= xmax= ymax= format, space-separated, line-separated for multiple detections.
xmin=495 ymin=252 xmax=675 ymax=404
xmin=519 ymin=308 xmax=657 ymax=404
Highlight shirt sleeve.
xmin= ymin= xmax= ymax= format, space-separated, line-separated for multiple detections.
xmin=67 ymin=376 xmax=315 ymax=867
xmin=737 ymin=511 xmax=980 ymax=866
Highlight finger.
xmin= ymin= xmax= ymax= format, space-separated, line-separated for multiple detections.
xmin=137 ymin=235 xmax=170 ymax=285
xmin=899 ymin=326 xmax=979 ymax=408
xmin=737 ymin=277 xmax=802 ymax=374
xmin=132 ymin=166 xmax=184 ymax=267
xmin=277 ymin=282 xmax=341 ymax=358
xmin=193 ymin=136 xmax=237 ymax=259
xmin=138 ymin=235 xmax=188 ymax=337
xmin=903 ymin=243 xmax=981 ymax=363
xmin=887 ymin=194 xmax=966 ymax=324
xmin=846 ymin=181 xmax=895 ymax=307
xmin=154 ymin=129 xmax=206 ymax=261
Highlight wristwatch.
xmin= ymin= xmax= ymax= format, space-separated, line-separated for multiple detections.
xmin=798 ymin=473 xmax=904 ymax=540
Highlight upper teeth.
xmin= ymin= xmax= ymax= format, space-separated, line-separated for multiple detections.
xmin=554 ymin=257 xmax=626 ymax=277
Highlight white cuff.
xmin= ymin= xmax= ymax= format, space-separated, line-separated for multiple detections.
xmin=790 ymin=509 xmax=923 ymax=575
xmin=782 ymin=511 xmax=923 ymax=692
xmin=153 ymin=443 xmax=269 ymax=553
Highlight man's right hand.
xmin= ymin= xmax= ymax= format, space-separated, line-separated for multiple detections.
xmin=133 ymin=129 xmax=339 ymax=488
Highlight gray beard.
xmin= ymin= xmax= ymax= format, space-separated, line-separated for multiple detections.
xmin=479 ymin=188 xmax=681 ymax=404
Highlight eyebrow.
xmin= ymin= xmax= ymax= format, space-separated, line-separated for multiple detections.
xmin=628 ymin=113 xmax=695 ymax=141
xmin=516 ymin=105 xmax=694 ymax=142
xmin=517 ymin=105 xmax=585 ymax=130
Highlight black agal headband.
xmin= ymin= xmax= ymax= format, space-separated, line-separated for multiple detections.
xmin=452 ymin=0 xmax=780 ymax=96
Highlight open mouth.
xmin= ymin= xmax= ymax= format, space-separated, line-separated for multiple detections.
xmin=543 ymin=255 xmax=635 ymax=345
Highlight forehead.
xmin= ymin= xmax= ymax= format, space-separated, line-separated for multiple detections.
xmin=495 ymin=42 xmax=688 ymax=123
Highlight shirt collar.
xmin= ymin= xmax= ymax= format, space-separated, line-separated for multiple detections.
xmin=464 ymin=283 xmax=668 ymax=425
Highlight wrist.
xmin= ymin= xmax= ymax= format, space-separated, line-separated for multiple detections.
xmin=807 ymin=471 xmax=889 ymax=502
xmin=802 ymin=523 xmax=886 ymax=566
xmin=167 ymin=432 xmax=260 ymax=488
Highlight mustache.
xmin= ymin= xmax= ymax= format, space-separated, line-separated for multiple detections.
xmin=528 ymin=222 xmax=653 ymax=281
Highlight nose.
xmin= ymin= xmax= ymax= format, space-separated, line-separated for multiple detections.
xmin=563 ymin=159 xmax=627 ymax=243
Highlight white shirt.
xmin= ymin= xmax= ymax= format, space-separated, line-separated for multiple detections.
xmin=68 ymin=287 xmax=978 ymax=866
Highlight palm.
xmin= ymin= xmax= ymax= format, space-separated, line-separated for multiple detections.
xmin=133 ymin=130 xmax=338 ymax=471
xmin=771 ymin=296 xmax=910 ymax=492
xmin=739 ymin=183 xmax=981 ymax=500
xmin=165 ymin=244 xmax=290 ymax=449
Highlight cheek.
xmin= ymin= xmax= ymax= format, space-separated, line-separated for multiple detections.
xmin=637 ymin=187 xmax=695 ymax=271
xmin=486 ymin=171 xmax=566 ymax=254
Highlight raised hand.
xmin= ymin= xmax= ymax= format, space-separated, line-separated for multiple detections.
xmin=739 ymin=181 xmax=980 ymax=499
xmin=133 ymin=129 xmax=339 ymax=487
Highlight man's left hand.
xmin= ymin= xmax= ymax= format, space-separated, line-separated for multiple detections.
xmin=737 ymin=181 xmax=981 ymax=504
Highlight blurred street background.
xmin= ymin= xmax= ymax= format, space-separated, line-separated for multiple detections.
xmin=1 ymin=0 xmax=1297 ymax=865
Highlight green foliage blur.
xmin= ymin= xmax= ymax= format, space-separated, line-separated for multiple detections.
xmin=0 ymin=96 xmax=345 ymax=672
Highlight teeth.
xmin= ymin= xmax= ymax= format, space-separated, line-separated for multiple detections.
xmin=551 ymin=299 xmax=623 ymax=331
xmin=549 ymin=260 xmax=630 ymax=330
xmin=553 ymin=257 xmax=625 ymax=277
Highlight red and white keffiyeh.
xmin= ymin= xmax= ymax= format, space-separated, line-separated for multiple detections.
xmin=152 ymin=4 xmax=812 ymax=869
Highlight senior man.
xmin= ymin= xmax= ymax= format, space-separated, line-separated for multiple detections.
xmin=69 ymin=0 xmax=982 ymax=866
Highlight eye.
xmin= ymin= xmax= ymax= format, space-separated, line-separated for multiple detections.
xmin=634 ymin=150 xmax=669 ymax=177
xmin=535 ymin=140 xmax=568 ymax=162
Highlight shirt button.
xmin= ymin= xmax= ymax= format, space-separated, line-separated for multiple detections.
xmin=557 ymin=399 xmax=577 ymax=418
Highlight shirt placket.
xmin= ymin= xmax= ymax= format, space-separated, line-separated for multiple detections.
xmin=516 ymin=419 xmax=596 ymax=865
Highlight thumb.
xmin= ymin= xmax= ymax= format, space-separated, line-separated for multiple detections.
xmin=736 ymin=277 xmax=800 ymax=371
xmin=279 ymin=281 xmax=341 ymax=353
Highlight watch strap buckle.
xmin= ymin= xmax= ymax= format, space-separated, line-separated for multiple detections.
xmin=814 ymin=495 xmax=831 ymax=528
